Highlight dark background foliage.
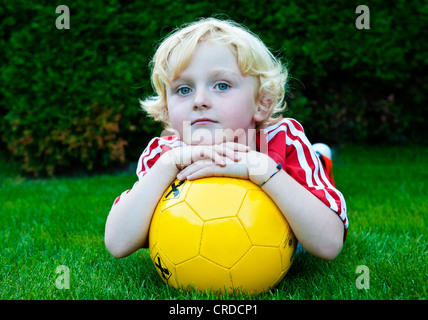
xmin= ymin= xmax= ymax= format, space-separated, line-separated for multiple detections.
xmin=1 ymin=0 xmax=426 ymax=176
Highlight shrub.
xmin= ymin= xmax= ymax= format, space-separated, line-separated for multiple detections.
xmin=1 ymin=0 xmax=426 ymax=175
xmin=5 ymin=102 xmax=129 ymax=176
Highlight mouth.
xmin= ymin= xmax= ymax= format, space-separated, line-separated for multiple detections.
xmin=191 ymin=118 xmax=218 ymax=125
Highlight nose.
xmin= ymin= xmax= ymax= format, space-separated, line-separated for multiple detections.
xmin=193 ymin=87 xmax=211 ymax=110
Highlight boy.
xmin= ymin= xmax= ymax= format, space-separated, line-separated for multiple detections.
xmin=105 ymin=18 xmax=348 ymax=261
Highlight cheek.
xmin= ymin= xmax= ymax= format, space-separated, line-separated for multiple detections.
xmin=167 ymin=97 xmax=183 ymax=123
xmin=168 ymin=110 xmax=185 ymax=132
xmin=222 ymin=95 xmax=257 ymax=119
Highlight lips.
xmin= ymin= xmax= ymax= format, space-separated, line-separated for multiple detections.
xmin=191 ymin=118 xmax=218 ymax=125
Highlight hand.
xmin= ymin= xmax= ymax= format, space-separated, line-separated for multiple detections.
xmin=176 ymin=149 xmax=273 ymax=184
xmin=171 ymin=142 xmax=250 ymax=170
xmin=176 ymin=154 xmax=250 ymax=181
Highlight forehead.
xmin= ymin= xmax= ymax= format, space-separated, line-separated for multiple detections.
xmin=172 ymin=41 xmax=240 ymax=80
xmin=167 ymin=40 xmax=239 ymax=80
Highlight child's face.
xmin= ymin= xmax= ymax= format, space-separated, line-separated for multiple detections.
xmin=166 ymin=41 xmax=265 ymax=146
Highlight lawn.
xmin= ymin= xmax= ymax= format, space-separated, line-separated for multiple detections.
xmin=0 ymin=144 xmax=426 ymax=301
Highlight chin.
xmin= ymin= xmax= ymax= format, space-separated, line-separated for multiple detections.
xmin=185 ymin=127 xmax=218 ymax=145
xmin=183 ymin=126 xmax=253 ymax=146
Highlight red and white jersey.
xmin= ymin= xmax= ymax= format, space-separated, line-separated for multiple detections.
xmin=112 ymin=118 xmax=348 ymax=240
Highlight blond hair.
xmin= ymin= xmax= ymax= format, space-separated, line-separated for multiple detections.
xmin=140 ymin=17 xmax=288 ymax=130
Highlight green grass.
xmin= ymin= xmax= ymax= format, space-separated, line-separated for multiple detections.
xmin=0 ymin=144 xmax=426 ymax=300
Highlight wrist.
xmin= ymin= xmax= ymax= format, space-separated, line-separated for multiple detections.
xmin=247 ymin=152 xmax=278 ymax=185
xmin=158 ymin=149 xmax=181 ymax=175
xmin=260 ymin=163 xmax=282 ymax=187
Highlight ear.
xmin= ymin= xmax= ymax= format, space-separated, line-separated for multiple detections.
xmin=253 ymin=93 xmax=272 ymax=123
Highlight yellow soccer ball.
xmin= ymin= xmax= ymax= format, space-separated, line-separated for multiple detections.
xmin=148 ymin=177 xmax=296 ymax=295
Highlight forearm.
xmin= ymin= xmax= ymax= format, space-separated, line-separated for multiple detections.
xmin=249 ymin=152 xmax=344 ymax=260
xmin=105 ymin=151 xmax=178 ymax=258
xmin=105 ymin=143 xmax=247 ymax=258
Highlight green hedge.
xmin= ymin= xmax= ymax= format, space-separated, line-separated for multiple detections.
xmin=1 ymin=0 xmax=427 ymax=176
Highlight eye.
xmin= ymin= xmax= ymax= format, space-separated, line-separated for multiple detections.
xmin=215 ymin=82 xmax=230 ymax=91
xmin=177 ymin=86 xmax=192 ymax=95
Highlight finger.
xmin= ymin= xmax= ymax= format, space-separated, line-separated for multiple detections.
xmin=186 ymin=160 xmax=248 ymax=180
xmin=222 ymin=141 xmax=250 ymax=152
xmin=207 ymin=148 xmax=226 ymax=166
xmin=186 ymin=165 xmax=221 ymax=181
xmin=215 ymin=143 xmax=249 ymax=162
xmin=192 ymin=147 xmax=225 ymax=166
xmin=213 ymin=144 xmax=238 ymax=162
xmin=177 ymin=160 xmax=216 ymax=180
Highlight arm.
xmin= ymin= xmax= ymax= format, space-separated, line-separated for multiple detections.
xmin=249 ymin=152 xmax=344 ymax=261
xmin=177 ymin=151 xmax=344 ymax=260
xmin=105 ymin=150 xmax=179 ymax=258
xmin=105 ymin=142 xmax=249 ymax=258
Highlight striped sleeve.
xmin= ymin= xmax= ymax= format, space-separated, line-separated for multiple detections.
xmin=111 ymin=135 xmax=183 ymax=207
xmin=263 ymin=118 xmax=348 ymax=240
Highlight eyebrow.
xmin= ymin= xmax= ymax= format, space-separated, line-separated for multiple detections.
xmin=210 ymin=69 xmax=241 ymax=79
xmin=172 ymin=69 xmax=241 ymax=83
